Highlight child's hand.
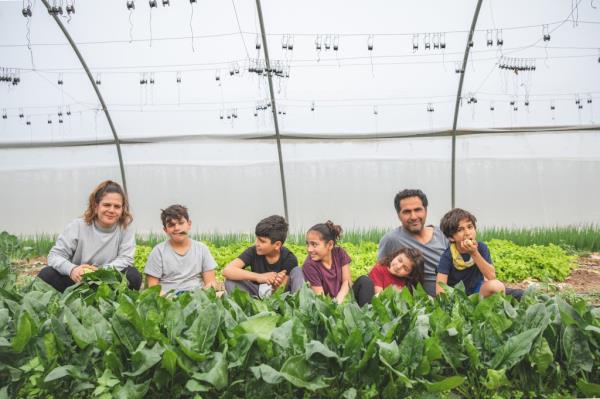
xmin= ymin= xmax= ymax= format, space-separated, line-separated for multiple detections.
xmin=272 ymin=271 xmax=287 ymax=289
xmin=257 ymin=272 xmax=277 ymax=285
xmin=461 ymin=239 xmax=477 ymax=254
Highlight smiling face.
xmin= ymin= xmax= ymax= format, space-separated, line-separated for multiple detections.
xmin=449 ymin=217 xmax=477 ymax=244
xmin=398 ymin=196 xmax=428 ymax=234
xmin=163 ymin=217 xmax=192 ymax=244
xmin=94 ymin=192 xmax=124 ymax=228
xmin=388 ymin=252 xmax=414 ymax=278
xmin=306 ymin=230 xmax=333 ymax=262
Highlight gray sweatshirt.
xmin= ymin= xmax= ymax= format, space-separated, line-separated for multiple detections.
xmin=47 ymin=218 xmax=135 ymax=276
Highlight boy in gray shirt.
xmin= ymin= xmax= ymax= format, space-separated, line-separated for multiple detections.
xmin=144 ymin=205 xmax=217 ymax=294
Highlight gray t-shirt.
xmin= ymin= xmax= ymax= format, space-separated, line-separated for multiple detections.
xmin=48 ymin=218 xmax=135 ymax=276
xmin=377 ymin=225 xmax=449 ymax=296
xmin=144 ymin=239 xmax=217 ymax=293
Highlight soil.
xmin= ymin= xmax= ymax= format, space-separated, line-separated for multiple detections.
xmin=505 ymin=252 xmax=600 ymax=305
xmin=11 ymin=253 xmax=600 ymax=304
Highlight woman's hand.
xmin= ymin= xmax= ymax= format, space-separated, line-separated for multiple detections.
xmin=69 ymin=264 xmax=97 ymax=283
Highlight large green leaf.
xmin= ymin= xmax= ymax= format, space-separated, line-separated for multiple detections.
xmin=239 ymin=313 xmax=279 ymax=341
xmin=160 ymin=347 xmax=177 ymax=376
xmin=398 ymin=328 xmax=424 ymax=373
xmin=490 ymin=328 xmax=540 ymax=369
xmin=250 ymin=364 xmax=284 ymax=384
xmin=279 ymin=354 xmax=329 ymax=391
xmin=556 ymin=297 xmax=585 ymax=328
xmin=44 ymin=365 xmax=75 ymax=382
xmin=110 ymin=312 xmax=143 ymax=353
xmin=529 ymin=336 xmax=553 ymax=374
xmin=12 ymin=310 xmax=33 ymax=352
xmin=227 ymin=332 xmax=256 ymax=368
xmin=423 ymin=375 xmax=466 ymax=393
xmin=0 ymin=308 xmax=8 ymax=333
xmin=379 ymin=354 xmax=414 ymax=388
xmin=113 ymin=379 xmax=149 ymax=399
xmin=191 ymin=352 xmax=228 ymax=390
xmin=63 ymin=307 xmax=95 ymax=349
xmin=377 ymin=340 xmax=400 ymax=366
xmin=577 ymin=380 xmax=600 ymax=397
xmin=123 ymin=341 xmax=165 ymax=377
xmin=305 ymin=340 xmax=341 ymax=364
xmin=185 ymin=302 xmax=221 ymax=353
xmin=522 ymin=303 xmax=549 ymax=331
xmin=563 ymin=325 xmax=593 ymax=374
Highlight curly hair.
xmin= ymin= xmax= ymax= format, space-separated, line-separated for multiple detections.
xmin=379 ymin=247 xmax=425 ymax=291
xmin=439 ymin=208 xmax=477 ymax=238
xmin=83 ymin=180 xmax=132 ymax=228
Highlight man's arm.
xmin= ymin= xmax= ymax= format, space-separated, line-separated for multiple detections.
xmin=222 ymin=258 xmax=276 ymax=284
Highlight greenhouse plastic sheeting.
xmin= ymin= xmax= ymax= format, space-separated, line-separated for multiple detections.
xmin=1 ymin=0 xmax=599 ymax=234
xmin=1 ymin=131 xmax=598 ymax=234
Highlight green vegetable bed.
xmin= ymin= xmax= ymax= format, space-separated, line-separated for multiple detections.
xmin=135 ymin=239 xmax=575 ymax=284
xmin=1 ymin=266 xmax=599 ymax=398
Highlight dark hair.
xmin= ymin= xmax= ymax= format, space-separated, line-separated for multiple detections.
xmin=439 ymin=208 xmax=477 ymax=238
xmin=161 ymin=204 xmax=190 ymax=227
xmin=394 ymin=189 xmax=428 ymax=213
xmin=308 ymin=220 xmax=343 ymax=245
xmin=83 ymin=180 xmax=132 ymax=227
xmin=380 ymin=248 xmax=425 ymax=291
xmin=255 ymin=215 xmax=289 ymax=244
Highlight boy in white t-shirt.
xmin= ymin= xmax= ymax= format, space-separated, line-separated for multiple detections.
xmin=144 ymin=205 xmax=217 ymax=295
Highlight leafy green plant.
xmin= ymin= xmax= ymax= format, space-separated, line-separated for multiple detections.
xmin=479 ymin=224 xmax=600 ymax=252
xmin=0 ymin=231 xmax=32 ymax=262
xmin=487 ymin=239 xmax=575 ymax=283
xmin=133 ymin=245 xmax=153 ymax=274
xmin=1 ymin=265 xmax=598 ymax=398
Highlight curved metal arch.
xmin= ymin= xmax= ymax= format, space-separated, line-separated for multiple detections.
xmin=451 ymin=0 xmax=483 ymax=208
xmin=40 ymin=0 xmax=128 ymax=195
xmin=255 ymin=0 xmax=290 ymax=222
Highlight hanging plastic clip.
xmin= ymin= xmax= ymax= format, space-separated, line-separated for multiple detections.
xmin=496 ymin=29 xmax=504 ymax=46
xmin=542 ymin=25 xmax=550 ymax=42
xmin=412 ymin=34 xmax=419 ymax=51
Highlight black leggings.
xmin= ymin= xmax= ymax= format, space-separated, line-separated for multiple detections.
xmin=37 ymin=266 xmax=142 ymax=292
xmin=352 ymin=275 xmax=375 ymax=307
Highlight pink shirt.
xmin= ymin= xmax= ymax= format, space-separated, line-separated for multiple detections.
xmin=302 ymin=247 xmax=351 ymax=298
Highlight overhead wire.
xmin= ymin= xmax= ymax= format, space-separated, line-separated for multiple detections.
xmin=2 ymin=20 xmax=599 ymax=48
xmin=231 ymin=0 xmax=251 ymax=60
